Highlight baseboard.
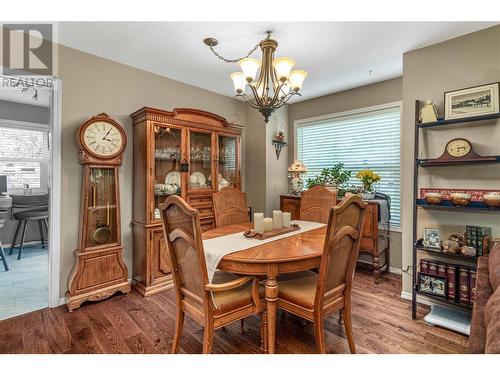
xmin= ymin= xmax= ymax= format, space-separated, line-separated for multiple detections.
xmin=389 ymin=267 xmax=402 ymax=275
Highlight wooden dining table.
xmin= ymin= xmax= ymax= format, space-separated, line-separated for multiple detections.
xmin=202 ymin=222 xmax=327 ymax=354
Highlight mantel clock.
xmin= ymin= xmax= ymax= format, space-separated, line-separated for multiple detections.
xmin=66 ymin=113 xmax=131 ymax=311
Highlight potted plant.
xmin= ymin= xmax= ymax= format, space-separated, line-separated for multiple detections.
xmin=355 ymin=169 xmax=381 ymax=200
xmin=305 ymin=163 xmax=352 ymax=192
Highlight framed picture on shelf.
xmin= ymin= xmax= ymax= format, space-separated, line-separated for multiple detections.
xmin=444 ymin=82 xmax=500 ymax=120
xmin=423 ymin=228 xmax=441 ymax=249
xmin=419 ymin=273 xmax=447 ymax=298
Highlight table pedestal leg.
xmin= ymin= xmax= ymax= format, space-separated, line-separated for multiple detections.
xmin=265 ymin=275 xmax=278 ymax=354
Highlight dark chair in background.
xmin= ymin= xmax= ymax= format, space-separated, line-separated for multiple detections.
xmin=9 ymin=194 xmax=49 ymax=260
xmin=0 ymin=196 xmax=11 ymax=271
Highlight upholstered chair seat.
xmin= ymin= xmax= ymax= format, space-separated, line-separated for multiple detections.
xmin=278 ymin=271 xmax=318 ymax=309
xmin=211 ymin=271 xmax=264 ymax=313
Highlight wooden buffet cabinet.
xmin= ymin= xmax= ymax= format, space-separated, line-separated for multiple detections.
xmin=131 ymin=107 xmax=242 ymax=296
xmin=280 ymin=194 xmax=389 ymax=283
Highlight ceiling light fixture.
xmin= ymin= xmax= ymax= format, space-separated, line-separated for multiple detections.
xmin=204 ymin=31 xmax=307 ymax=123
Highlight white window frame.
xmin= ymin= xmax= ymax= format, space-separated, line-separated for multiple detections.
xmin=0 ymin=119 xmax=50 ymax=194
xmin=293 ymin=101 xmax=403 ymax=232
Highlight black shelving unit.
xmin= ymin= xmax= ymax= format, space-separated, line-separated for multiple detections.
xmin=411 ymin=100 xmax=500 ymax=320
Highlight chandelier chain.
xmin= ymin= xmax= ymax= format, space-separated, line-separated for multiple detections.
xmin=208 ymin=42 xmax=260 ymax=64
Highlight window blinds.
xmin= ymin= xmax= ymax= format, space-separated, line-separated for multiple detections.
xmin=296 ymin=106 xmax=401 ymax=226
xmin=0 ymin=125 xmax=49 ymax=190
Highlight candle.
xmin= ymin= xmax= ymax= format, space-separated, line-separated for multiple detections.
xmin=272 ymin=210 xmax=283 ymax=229
xmin=263 ymin=218 xmax=273 ymax=232
xmin=282 ymin=212 xmax=291 ymax=227
xmin=254 ymin=213 xmax=264 ymax=234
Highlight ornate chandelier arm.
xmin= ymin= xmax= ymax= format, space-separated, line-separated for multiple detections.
xmin=275 ymin=91 xmax=301 ymax=109
xmin=248 ymin=83 xmax=265 ymax=107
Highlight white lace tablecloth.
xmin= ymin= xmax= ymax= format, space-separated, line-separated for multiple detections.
xmin=203 ymin=220 xmax=326 ymax=282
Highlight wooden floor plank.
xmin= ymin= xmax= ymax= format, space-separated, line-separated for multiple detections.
xmin=0 ymin=270 xmax=470 ymax=354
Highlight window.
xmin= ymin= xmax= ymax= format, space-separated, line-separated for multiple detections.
xmin=296 ymin=104 xmax=401 ymax=227
xmin=0 ymin=124 xmax=49 ymax=192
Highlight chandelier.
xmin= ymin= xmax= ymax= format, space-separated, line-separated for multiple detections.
xmin=204 ymin=32 xmax=308 ymax=123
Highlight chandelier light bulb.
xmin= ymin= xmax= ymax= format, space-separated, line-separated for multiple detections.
xmin=238 ymin=58 xmax=261 ymax=83
xmin=230 ymin=72 xmax=246 ymax=94
xmin=272 ymin=57 xmax=295 ymax=82
xmin=289 ymin=70 xmax=308 ymax=92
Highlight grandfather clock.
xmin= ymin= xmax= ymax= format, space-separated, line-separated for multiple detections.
xmin=66 ymin=113 xmax=131 ymax=312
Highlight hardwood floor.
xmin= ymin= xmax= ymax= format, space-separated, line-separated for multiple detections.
xmin=0 ymin=269 xmax=469 ymax=354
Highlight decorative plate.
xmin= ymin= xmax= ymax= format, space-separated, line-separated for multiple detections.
xmin=190 ymin=171 xmax=206 ymax=187
xmin=164 ymin=171 xmax=181 ymax=186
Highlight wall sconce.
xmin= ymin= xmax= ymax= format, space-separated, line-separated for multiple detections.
xmin=272 ymin=130 xmax=287 ymax=160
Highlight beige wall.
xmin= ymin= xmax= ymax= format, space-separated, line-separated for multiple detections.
xmin=244 ymin=107 xmax=267 ymax=214
xmin=286 ymin=77 xmax=404 ymax=270
xmin=401 ymin=25 xmax=500 ymax=294
xmin=58 ymin=45 xmax=246 ymax=297
xmin=265 ymin=107 xmax=289 ymax=217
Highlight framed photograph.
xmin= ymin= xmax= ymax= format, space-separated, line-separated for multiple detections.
xmin=444 ymin=82 xmax=499 ymax=120
xmin=423 ymin=228 xmax=440 ymax=249
xmin=418 ymin=273 xmax=447 ymax=298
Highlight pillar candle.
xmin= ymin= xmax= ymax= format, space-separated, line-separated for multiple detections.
xmin=263 ymin=218 xmax=273 ymax=232
xmin=272 ymin=210 xmax=283 ymax=229
xmin=282 ymin=212 xmax=291 ymax=227
xmin=254 ymin=213 xmax=264 ymax=234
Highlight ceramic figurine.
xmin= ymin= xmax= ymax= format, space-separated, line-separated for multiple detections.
xmin=420 ymin=99 xmax=439 ymax=123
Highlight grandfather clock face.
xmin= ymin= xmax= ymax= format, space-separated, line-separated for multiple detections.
xmin=82 ymin=121 xmax=125 ymax=158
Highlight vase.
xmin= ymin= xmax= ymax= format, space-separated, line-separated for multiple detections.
xmin=361 ymin=191 xmax=376 ymax=200
xmin=324 ymin=183 xmax=337 ymax=193
xmin=289 ymin=176 xmax=304 ymax=195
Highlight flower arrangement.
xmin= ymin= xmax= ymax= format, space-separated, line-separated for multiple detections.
xmin=356 ymin=169 xmax=381 ymax=192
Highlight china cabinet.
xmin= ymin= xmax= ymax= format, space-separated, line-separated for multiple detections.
xmin=130 ymin=107 xmax=242 ymax=296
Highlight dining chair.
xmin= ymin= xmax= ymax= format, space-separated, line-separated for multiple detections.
xmin=9 ymin=194 xmax=49 ymax=260
xmin=212 ymin=186 xmax=250 ymax=228
xmin=277 ymin=195 xmax=367 ymax=354
xmin=0 ymin=200 xmax=10 ymax=271
xmin=299 ymin=186 xmax=337 ymax=224
xmin=160 ymin=195 xmax=266 ymax=354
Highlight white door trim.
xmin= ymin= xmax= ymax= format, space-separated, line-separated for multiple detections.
xmin=48 ymin=78 xmax=62 ymax=308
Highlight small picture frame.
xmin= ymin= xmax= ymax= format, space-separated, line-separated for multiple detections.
xmin=444 ymin=82 xmax=500 ymax=120
xmin=423 ymin=228 xmax=441 ymax=249
xmin=418 ymin=273 xmax=447 ymax=298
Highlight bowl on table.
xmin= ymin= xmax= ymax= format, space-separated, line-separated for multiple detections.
xmin=424 ymin=192 xmax=443 ymax=205
xmin=450 ymin=192 xmax=471 ymax=206
xmin=483 ymin=192 xmax=500 ymax=207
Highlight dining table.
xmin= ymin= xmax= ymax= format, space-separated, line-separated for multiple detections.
xmin=202 ymin=221 xmax=327 ymax=354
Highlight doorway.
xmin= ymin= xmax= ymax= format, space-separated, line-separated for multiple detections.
xmin=0 ymin=76 xmax=60 ymax=320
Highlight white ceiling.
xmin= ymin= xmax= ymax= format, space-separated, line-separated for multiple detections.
xmin=54 ymin=22 xmax=497 ymax=102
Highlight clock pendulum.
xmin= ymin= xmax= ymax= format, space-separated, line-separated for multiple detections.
xmin=66 ymin=113 xmax=130 ymax=312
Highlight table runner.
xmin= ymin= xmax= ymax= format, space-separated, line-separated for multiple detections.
xmin=203 ymin=220 xmax=326 ymax=282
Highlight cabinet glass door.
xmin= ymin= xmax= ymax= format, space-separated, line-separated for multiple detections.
xmin=153 ymin=126 xmax=182 ymax=220
xmin=217 ymin=135 xmax=239 ymax=190
xmin=188 ymin=131 xmax=212 ymax=191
